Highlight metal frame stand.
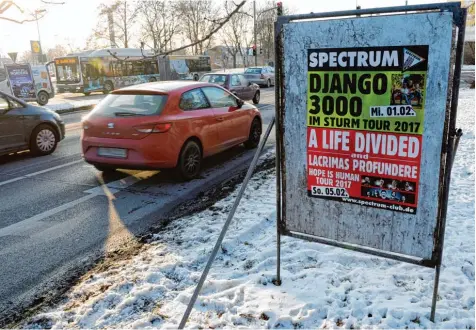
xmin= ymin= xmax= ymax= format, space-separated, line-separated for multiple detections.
xmin=178 ymin=117 xmax=275 ymax=329
xmin=273 ymin=2 xmax=467 ymax=324
xmin=430 ymin=129 xmax=464 ymax=322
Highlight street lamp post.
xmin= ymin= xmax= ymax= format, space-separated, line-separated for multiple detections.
xmin=253 ymin=1 xmax=257 ymax=66
xmin=33 ymin=9 xmax=46 ymax=64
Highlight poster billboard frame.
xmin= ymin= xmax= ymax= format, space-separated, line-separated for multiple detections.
xmin=274 ymin=2 xmax=466 ymax=321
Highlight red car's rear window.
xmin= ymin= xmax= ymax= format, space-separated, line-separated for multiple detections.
xmin=91 ymin=93 xmax=168 ymax=117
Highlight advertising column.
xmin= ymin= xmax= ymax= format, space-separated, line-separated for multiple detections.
xmin=306 ymin=46 xmax=428 ymax=214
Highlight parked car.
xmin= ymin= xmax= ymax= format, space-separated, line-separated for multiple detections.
xmin=244 ymin=66 xmax=275 ymax=88
xmin=81 ymin=81 xmax=262 ymax=180
xmin=199 ymin=73 xmax=260 ymax=104
xmin=0 ymin=91 xmax=65 ymax=156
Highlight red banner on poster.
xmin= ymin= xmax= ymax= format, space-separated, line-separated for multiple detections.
xmin=307 ymin=127 xmax=421 ymax=213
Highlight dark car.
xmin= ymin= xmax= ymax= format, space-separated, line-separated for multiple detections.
xmin=0 ymin=91 xmax=65 ymax=157
xmin=199 ymin=73 xmax=260 ymax=104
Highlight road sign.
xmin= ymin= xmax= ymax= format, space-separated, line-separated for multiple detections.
xmin=274 ymin=2 xmax=466 ymax=321
xmin=7 ymin=52 xmax=17 ymax=63
xmin=30 ymin=40 xmax=41 ymax=54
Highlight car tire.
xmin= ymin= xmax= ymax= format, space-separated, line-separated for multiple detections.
xmin=149 ymin=77 xmax=157 ymax=82
xmin=266 ymin=79 xmax=271 ymax=88
xmin=177 ymin=140 xmax=202 ymax=180
xmin=83 ymin=92 xmax=91 ymax=96
xmin=244 ymin=118 xmax=262 ymax=149
xmin=103 ymin=81 xmax=114 ymax=94
xmin=37 ymin=91 xmax=49 ymax=105
xmin=193 ymin=74 xmax=199 ymax=81
xmin=30 ymin=124 xmax=58 ymax=156
xmin=252 ymin=91 xmax=260 ymax=104
xmin=94 ymin=165 xmax=116 ymax=172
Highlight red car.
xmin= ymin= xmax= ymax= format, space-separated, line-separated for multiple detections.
xmin=81 ymin=81 xmax=262 ymax=180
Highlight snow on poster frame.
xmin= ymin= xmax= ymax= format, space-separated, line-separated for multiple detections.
xmin=274 ymin=2 xmax=466 ymax=321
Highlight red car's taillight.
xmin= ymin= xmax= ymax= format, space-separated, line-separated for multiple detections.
xmin=134 ymin=123 xmax=172 ymax=133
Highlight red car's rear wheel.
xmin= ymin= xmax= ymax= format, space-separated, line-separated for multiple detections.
xmin=178 ymin=140 xmax=202 ymax=180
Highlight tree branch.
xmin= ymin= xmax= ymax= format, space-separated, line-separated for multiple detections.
xmin=41 ymin=0 xmax=65 ymax=4
xmin=0 ymin=12 xmax=46 ymax=23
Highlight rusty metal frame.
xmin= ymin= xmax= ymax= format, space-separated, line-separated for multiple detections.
xmin=274 ymin=2 xmax=467 ymax=322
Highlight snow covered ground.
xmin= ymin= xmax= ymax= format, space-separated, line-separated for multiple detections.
xmin=43 ymin=99 xmax=100 ymax=113
xmin=24 ymin=90 xmax=474 ymax=329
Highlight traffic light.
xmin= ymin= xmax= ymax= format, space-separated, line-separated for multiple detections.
xmin=252 ymin=45 xmax=257 ymax=56
xmin=277 ymin=2 xmax=283 ymax=16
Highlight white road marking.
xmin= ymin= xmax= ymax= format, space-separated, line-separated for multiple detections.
xmin=0 ymin=194 xmax=96 ymax=238
xmin=24 ymin=159 xmax=83 ymax=177
xmin=0 ymin=159 xmax=83 ymax=186
xmin=0 ymin=177 xmax=25 ymax=187
xmin=0 ymin=170 xmax=160 ymax=237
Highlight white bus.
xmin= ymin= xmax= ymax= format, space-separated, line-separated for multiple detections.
xmin=54 ymin=48 xmax=212 ymax=95
xmin=54 ymin=49 xmax=160 ymax=95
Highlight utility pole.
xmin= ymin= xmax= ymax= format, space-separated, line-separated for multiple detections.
xmin=253 ymin=0 xmax=257 ymax=66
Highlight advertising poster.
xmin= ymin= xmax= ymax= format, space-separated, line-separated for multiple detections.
xmin=5 ymin=64 xmax=36 ymax=99
xmin=31 ymin=66 xmax=52 ymax=93
xmin=307 ymin=46 xmax=428 ymax=214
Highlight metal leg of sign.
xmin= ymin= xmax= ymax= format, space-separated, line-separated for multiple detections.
xmin=275 ymin=230 xmax=282 ymax=286
xmin=430 ymin=129 xmax=463 ymax=323
xmin=430 ymin=265 xmax=441 ymax=322
xmin=273 ymin=19 xmax=285 ymax=288
xmin=178 ymin=117 xmax=275 ymax=329
xmin=430 ymin=5 xmax=466 ymax=321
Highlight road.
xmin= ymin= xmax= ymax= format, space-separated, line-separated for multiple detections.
xmin=0 ymin=88 xmax=276 ymax=326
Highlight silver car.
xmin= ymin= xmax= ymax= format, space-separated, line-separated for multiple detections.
xmin=244 ymin=66 xmax=275 ymax=88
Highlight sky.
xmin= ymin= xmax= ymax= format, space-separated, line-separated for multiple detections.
xmin=0 ymin=0 xmax=449 ymax=57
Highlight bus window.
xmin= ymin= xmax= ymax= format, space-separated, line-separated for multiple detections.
xmin=144 ymin=61 xmax=159 ymax=74
xmin=55 ymin=58 xmax=80 ymax=83
xmin=132 ymin=61 xmax=145 ymax=75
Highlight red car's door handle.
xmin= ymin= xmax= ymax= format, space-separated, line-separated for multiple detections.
xmin=216 ymin=117 xmax=224 ymax=121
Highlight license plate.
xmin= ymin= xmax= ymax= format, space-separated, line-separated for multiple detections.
xmin=97 ymin=147 xmax=127 ymax=158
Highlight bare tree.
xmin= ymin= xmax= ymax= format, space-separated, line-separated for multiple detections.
xmin=176 ymin=0 xmax=219 ymax=55
xmin=220 ymin=1 xmax=252 ymax=68
xmin=137 ymin=0 xmax=181 ymax=53
xmin=91 ymin=1 xmax=139 ymax=48
xmin=255 ymin=0 xmax=293 ymax=65
xmin=18 ymin=50 xmax=34 ymax=64
xmin=107 ymin=0 xmax=246 ymax=61
xmin=46 ymin=44 xmax=68 ymax=61
xmin=255 ymin=0 xmax=276 ymax=66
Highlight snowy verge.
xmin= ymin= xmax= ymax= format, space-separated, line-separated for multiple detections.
xmin=44 ymin=100 xmax=98 ymax=113
xmin=23 ymin=92 xmax=474 ymax=329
